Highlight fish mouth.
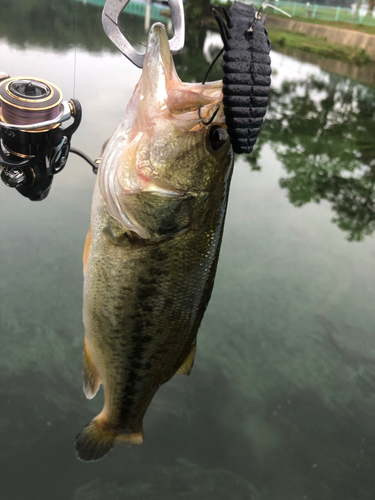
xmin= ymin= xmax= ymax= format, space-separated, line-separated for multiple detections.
xmin=138 ymin=23 xmax=224 ymax=130
xmin=98 ymin=23 xmax=225 ymax=239
xmin=120 ymin=23 xmax=224 ymax=192
xmin=137 ymin=23 xmax=181 ymax=124
xmin=114 ymin=23 xmax=192 ymax=197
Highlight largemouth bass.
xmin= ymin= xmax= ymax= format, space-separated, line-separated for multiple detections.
xmin=75 ymin=23 xmax=234 ymax=461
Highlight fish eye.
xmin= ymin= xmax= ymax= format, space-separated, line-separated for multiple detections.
xmin=207 ymin=126 xmax=228 ymax=152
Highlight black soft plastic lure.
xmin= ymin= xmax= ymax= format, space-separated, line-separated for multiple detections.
xmin=213 ymin=1 xmax=271 ymax=154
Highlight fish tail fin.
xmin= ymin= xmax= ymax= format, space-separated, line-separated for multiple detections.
xmin=75 ymin=418 xmax=117 ymax=462
xmin=75 ymin=417 xmax=144 ymax=461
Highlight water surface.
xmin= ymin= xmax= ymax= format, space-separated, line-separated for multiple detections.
xmin=1 ymin=1 xmax=375 ymax=499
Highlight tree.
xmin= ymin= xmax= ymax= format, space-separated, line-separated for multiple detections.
xmin=367 ymin=0 xmax=375 ymax=15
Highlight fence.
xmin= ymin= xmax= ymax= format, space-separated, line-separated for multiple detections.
xmin=78 ymin=0 xmax=375 ymax=27
xmin=77 ymin=0 xmax=169 ymax=23
xmin=241 ymin=0 xmax=375 ymax=26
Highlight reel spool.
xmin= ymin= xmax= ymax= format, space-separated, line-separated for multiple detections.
xmin=0 ymin=74 xmax=82 ymax=201
xmin=0 ymin=77 xmax=63 ymax=157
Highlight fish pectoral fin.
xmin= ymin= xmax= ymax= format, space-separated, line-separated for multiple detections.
xmin=176 ymin=343 xmax=196 ymax=376
xmin=83 ymin=340 xmax=101 ymax=399
xmin=103 ymin=222 xmax=130 ymax=247
xmin=122 ymin=191 xmax=196 ymax=241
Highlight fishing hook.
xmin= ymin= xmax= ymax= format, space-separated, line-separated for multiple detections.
xmin=198 ymin=105 xmax=221 ymax=126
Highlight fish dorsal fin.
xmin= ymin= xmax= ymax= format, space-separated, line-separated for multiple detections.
xmin=176 ymin=343 xmax=196 ymax=376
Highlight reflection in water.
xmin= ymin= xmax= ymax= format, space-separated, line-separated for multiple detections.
xmin=74 ymin=459 xmax=259 ymax=499
xmin=0 ymin=0 xmax=165 ymax=53
xmin=0 ymin=0 xmax=108 ymax=52
xmin=278 ymin=47 xmax=375 ymax=89
xmin=0 ymin=0 xmax=222 ymax=83
xmin=174 ymin=24 xmax=223 ymax=84
xmin=251 ymin=74 xmax=375 ymax=241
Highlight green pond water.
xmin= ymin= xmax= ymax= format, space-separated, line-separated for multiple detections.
xmin=1 ymin=1 xmax=375 ymax=499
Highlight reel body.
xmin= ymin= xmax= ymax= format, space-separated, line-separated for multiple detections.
xmin=0 ymin=75 xmax=81 ymax=201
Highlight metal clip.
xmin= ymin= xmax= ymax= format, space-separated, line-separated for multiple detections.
xmin=102 ymin=0 xmax=185 ymax=68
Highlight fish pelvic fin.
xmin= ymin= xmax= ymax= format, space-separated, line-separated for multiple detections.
xmin=176 ymin=343 xmax=196 ymax=376
xmin=75 ymin=418 xmax=117 ymax=462
xmin=83 ymin=226 xmax=91 ymax=276
xmin=75 ymin=418 xmax=144 ymax=462
xmin=83 ymin=340 xmax=101 ymax=399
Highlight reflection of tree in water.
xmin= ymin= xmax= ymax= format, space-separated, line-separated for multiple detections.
xmin=174 ymin=21 xmax=223 ymax=84
xmin=1 ymin=0 xmax=222 ymax=83
xmin=0 ymin=0 xmax=152 ymax=53
xmin=250 ymin=75 xmax=375 ymax=241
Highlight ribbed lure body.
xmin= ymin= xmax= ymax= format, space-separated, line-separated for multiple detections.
xmin=215 ymin=1 xmax=271 ymax=154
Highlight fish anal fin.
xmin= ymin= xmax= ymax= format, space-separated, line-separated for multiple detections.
xmin=176 ymin=343 xmax=196 ymax=376
xmin=83 ymin=226 xmax=91 ymax=276
xmin=83 ymin=339 xmax=101 ymax=399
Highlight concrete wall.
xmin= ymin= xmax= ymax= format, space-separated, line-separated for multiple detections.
xmin=267 ymin=17 xmax=375 ymax=62
xmin=276 ymin=47 xmax=375 ymax=87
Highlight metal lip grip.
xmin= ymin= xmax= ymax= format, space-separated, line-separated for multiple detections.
xmin=102 ymin=0 xmax=185 ymax=68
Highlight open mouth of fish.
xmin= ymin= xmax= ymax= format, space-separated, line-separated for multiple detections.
xmin=97 ymin=23 xmax=225 ymax=239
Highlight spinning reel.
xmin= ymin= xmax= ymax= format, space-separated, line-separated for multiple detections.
xmin=0 ymin=73 xmax=83 ymax=201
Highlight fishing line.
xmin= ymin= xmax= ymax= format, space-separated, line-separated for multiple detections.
xmin=73 ymin=0 xmax=78 ymax=98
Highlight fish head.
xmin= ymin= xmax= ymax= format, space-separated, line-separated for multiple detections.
xmin=99 ymin=23 xmax=233 ymax=238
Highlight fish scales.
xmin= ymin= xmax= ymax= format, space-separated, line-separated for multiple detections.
xmin=85 ymin=194 xmax=224 ymax=420
xmin=76 ymin=23 xmax=234 ymax=461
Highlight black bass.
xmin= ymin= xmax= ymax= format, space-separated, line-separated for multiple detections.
xmin=75 ymin=23 xmax=234 ymax=461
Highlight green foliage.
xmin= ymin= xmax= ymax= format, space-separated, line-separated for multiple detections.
xmin=269 ymin=28 xmax=371 ymax=65
xmin=352 ymin=48 xmax=371 ymax=64
xmin=269 ymin=13 xmax=375 ymax=36
xmin=184 ymin=0 xmax=212 ymax=20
